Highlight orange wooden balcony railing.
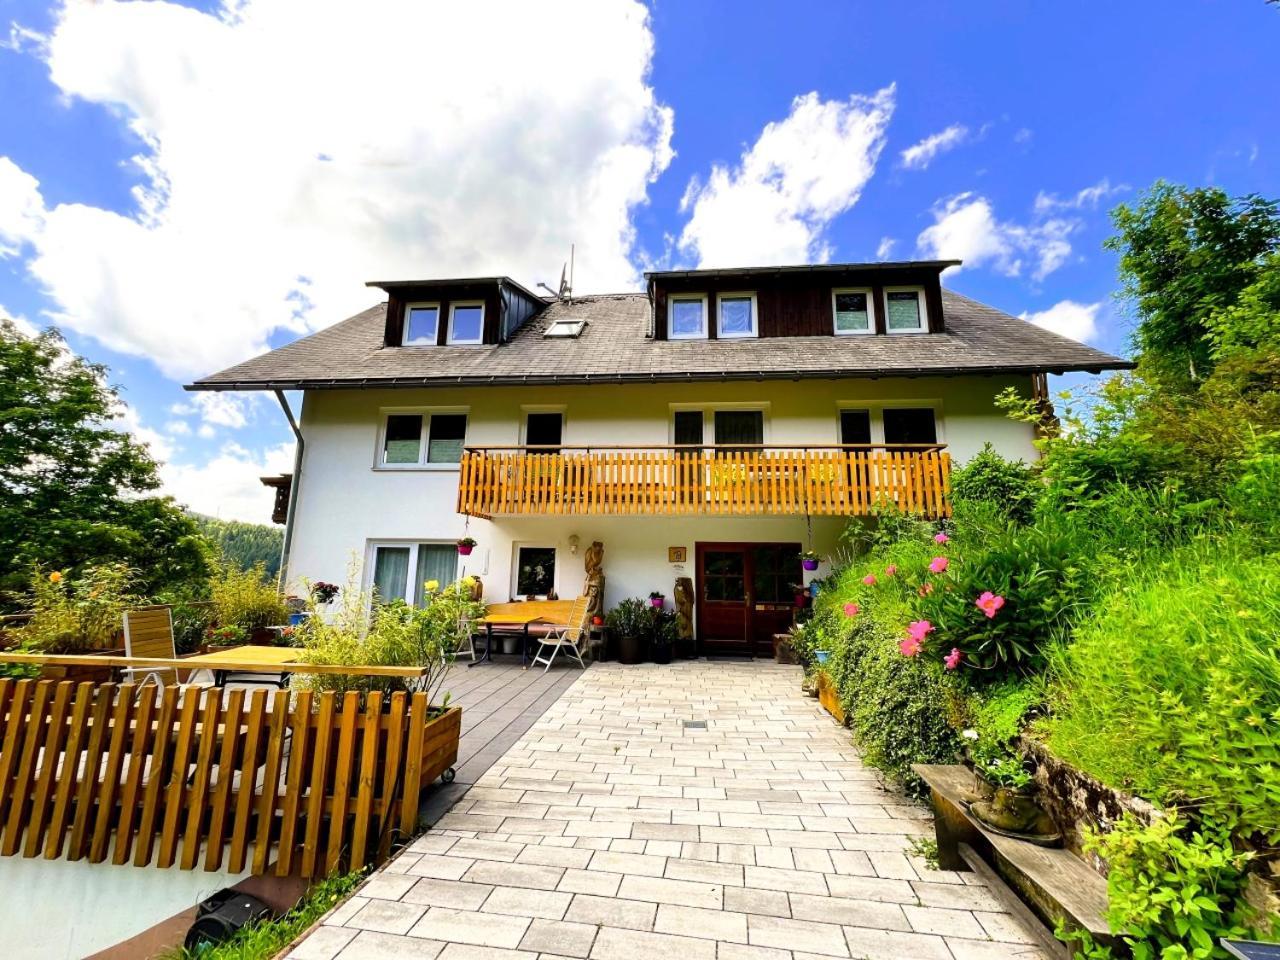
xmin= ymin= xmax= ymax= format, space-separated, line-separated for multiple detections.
xmin=456 ymin=445 xmax=951 ymax=519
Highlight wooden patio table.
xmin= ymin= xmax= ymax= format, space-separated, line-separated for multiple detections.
xmin=184 ymin=644 xmax=300 ymax=688
xmin=475 ymin=611 xmax=563 ymax=668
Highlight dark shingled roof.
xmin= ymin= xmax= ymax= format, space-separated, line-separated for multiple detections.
xmin=188 ymin=289 xmax=1131 ymax=391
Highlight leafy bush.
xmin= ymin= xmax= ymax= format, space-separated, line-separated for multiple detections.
xmin=295 ymin=577 xmax=481 ymax=705
xmin=962 ymin=680 xmax=1041 ymax=789
xmin=1067 ymin=815 xmax=1259 ymax=960
xmin=1042 ymin=543 xmax=1280 ymax=842
xmin=167 ymin=600 xmax=215 ymax=655
xmin=209 ymin=561 xmax=289 ymax=632
xmin=950 ymin=443 xmax=1041 ymax=524
xmin=605 ymin=597 xmax=651 ymax=638
xmin=17 ymin=563 xmax=140 ymax=653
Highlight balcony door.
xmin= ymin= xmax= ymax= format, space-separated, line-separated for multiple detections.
xmin=696 ymin=541 xmax=801 ymax=657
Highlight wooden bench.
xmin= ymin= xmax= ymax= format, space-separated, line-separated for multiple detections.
xmin=913 ymin=764 xmax=1118 ymax=959
xmin=475 ymin=600 xmax=581 ymax=667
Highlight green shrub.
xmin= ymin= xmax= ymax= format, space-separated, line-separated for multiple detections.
xmin=1042 ymin=543 xmax=1280 ymax=842
xmin=209 ymin=561 xmax=289 ymax=632
xmin=1065 ymin=815 xmax=1259 ymax=960
xmin=963 ymin=680 xmax=1041 ymax=789
xmin=605 ymin=597 xmax=651 ymax=638
xmin=950 ymin=443 xmax=1041 ymax=524
xmin=17 ymin=563 xmax=140 ymax=653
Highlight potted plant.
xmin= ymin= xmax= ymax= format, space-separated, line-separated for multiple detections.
xmin=648 ymin=591 xmax=665 ymax=609
xmin=801 ymin=550 xmax=821 ymax=572
xmin=204 ymin=624 xmax=247 ymax=651
xmin=649 ymin=607 xmax=676 ymax=665
xmin=18 ymin=564 xmax=138 ymax=681
xmin=457 ymin=537 xmax=477 ymax=557
xmin=606 ymin=597 xmax=650 ymax=665
xmin=309 ymin=580 xmax=339 ymax=605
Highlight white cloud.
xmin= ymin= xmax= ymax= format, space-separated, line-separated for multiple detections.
xmin=1020 ymin=300 xmax=1102 ymax=343
xmin=193 ymin=391 xmax=254 ymax=429
xmin=197 ymin=424 xmax=217 ymax=440
xmin=678 ymin=87 xmax=895 ymax=267
xmin=899 ymin=124 xmax=968 ymax=171
xmin=916 ymin=193 xmax=1077 ymax=281
xmin=161 ymin=441 xmax=295 ymax=523
xmin=875 ymin=237 xmax=896 ymax=260
xmin=164 ymin=420 xmax=191 ymax=436
xmin=2 ymin=0 xmax=673 ymax=379
xmin=1034 ymin=178 xmax=1127 ymax=214
xmin=169 ymin=401 xmax=195 ymax=415
xmin=1013 ymin=128 xmax=1033 ymax=145
xmin=112 ymin=399 xmax=177 ymax=464
xmin=1 ymin=303 xmax=40 ymax=338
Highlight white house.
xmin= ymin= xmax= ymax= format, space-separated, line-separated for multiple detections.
xmin=189 ymin=260 xmax=1128 ymax=655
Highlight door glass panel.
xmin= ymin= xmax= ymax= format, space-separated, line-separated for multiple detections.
xmin=839 ymin=409 xmax=871 ymax=446
xmin=703 ymin=550 xmax=746 ymax=602
xmin=752 ymin=545 xmax=800 ymax=604
xmin=525 ymin=413 xmax=563 ymax=452
xmin=673 ymin=410 xmax=704 ymax=448
xmin=413 ymin=544 xmax=458 ymax=606
xmin=372 ymin=546 xmax=411 ymax=603
xmin=883 ymin=408 xmax=937 ymax=448
xmin=713 ymin=411 xmax=764 ymax=452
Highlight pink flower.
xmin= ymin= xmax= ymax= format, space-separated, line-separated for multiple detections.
xmin=975 ymin=591 xmax=1006 ymax=619
xmin=842 ymin=602 xmax=860 ymax=617
xmin=934 ymin=532 xmax=950 ymax=544
xmin=944 ymin=648 xmax=963 ymax=670
xmin=918 ymin=582 xmax=934 ymax=597
xmin=899 ymin=636 xmax=923 ymax=657
xmin=928 ymin=556 xmax=949 ymax=574
xmin=862 ymin=574 xmax=877 ymax=586
xmin=885 ymin=565 xmax=897 ymax=577
xmin=907 ymin=620 xmax=935 ymax=642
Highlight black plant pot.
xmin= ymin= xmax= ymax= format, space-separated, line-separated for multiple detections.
xmin=651 ymin=641 xmax=672 ymax=665
xmin=619 ymin=634 xmax=643 ymax=665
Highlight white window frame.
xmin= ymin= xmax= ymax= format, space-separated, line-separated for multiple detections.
xmin=375 ymin=406 xmax=470 ymax=471
xmin=667 ymin=402 xmax=771 ymax=446
xmin=831 ymin=287 xmax=876 ymax=336
xmin=510 ymin=543 xmax=559 ymax=600
xmin=716 ymin=291 xmax=759 ymax=339
xmin=366 ymin=540 xmax=459 ymax=606
xmin=402 ymin=301 xmax=441 ymax=346
xmin=883 ymin=286 xmax=929 ymax=334
xmin=668 ymin=293 xmax=708 ymax=340
xmin=447 ymin=300 xmax=486 ymax=345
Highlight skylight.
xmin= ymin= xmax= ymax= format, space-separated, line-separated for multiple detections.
xmin=544 ymin=319 xmax=588 ymax=338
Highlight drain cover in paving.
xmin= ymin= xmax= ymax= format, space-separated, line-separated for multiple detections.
xmin=682 ymin=720 xmax=707 ymax=730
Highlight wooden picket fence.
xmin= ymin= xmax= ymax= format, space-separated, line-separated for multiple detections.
xmin=457 ymin=445 xmax=952 ymax=519
xmin=0 ymin=678 xmax=459 ymax=878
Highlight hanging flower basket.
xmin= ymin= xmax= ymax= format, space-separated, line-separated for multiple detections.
xmin=457 ymin=537 xmax=477 ymax=556
xmin=801 ymin=550 xmax=820 ymax=571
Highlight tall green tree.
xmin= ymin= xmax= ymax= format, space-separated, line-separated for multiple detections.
xmin=0 ymin=319 xmax=211 ymax=603
xmin=192 ymin=514 xmax=283 ymax=578
xmin=1106 ymin=182 xmax=1280 ymax=387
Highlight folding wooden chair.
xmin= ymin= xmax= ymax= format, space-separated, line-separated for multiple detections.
xmin=122 ymin=605 xmax=179 ymax=689
xmin=531 ymin=596 xmax=590 ymax=673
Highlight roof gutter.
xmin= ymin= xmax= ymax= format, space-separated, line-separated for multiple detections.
xmin=273 ymin=390 xmax=304 ymax=592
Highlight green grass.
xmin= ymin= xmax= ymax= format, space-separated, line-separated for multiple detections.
xmin=162 ymin=871 xmax=365 ymax=960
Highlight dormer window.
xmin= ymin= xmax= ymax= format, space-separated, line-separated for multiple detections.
xmin=669 ymin=294 xmax=708 ymax=339
xmin=717 ymin=292 xmax=758 ymax=339
xmin=403 ymin=303 xmax=440 ymax=345
xmin=832 ymin=288 xmax=874 ymax=335
xmin=885 ymin=287 xmax=928 ymax=333
xmin=448 ymin=301 xmax=485 ymax=345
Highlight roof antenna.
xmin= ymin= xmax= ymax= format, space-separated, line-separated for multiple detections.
xmin=538 ymin=247 xmax=574 ymax=301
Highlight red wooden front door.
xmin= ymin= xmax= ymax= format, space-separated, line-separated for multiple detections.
xmin=695 ymin=542 xmax=802 ymax=657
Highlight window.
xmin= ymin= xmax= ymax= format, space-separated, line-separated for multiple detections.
xmin=524 ymin=412 xmax=563 ymax=452
xmin=884 ymin=287 xmax=928 ymax=333
xmin=839 ymin=409 xmax=872 ymax=446
xmin=883 ymin=407 xmax=938 ymax=448
xmin=448 ymin=301 xmax=485 ymax=344
xmin=544 ymin=319 xmax=587 ymax=338
xmin=371 ymin=542 xmax=458 ymax=605
xmin=673 ymin=410 xmax=704 ymax=448
xmin=832 ymin=289 xmax=874 ymax=335
xmin=717 ymin=293 xmax=758 ymax=338
xmin=514 ymin=546 xmax=556 ymax=597
xmin=402 ymin=303 xmax=440 ymax=345
xmin=380 ymin=412 xmax=468 ymax=466
xmin=714 ymin=410 xmax=764 ymax=450
xmin=669 ymin=295 xmax=707 ymax=339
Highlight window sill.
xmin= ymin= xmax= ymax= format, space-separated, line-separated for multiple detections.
xmin=373 ymin=464 xmax=462 ymax=473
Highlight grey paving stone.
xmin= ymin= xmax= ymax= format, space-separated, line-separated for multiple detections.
xmin=588 ymin=926 xmax=718 ymax=960
xmin=564 ymin=893 xmax=657 ymax=931
xmin=518 ymin=918 xmax=599 ymax=958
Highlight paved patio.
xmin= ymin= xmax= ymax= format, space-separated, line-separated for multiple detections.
xmin=288 ymin=661 xmax=1049 ymax=960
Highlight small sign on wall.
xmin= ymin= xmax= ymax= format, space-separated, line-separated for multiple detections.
xmin=668 ymin=546 xmax=687 ymax=564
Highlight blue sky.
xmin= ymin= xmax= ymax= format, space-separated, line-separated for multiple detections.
xmin=0 ymin=0 xmax=1276 ymax=520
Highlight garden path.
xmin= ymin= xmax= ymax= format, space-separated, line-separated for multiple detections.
xmin=287 ymin=661 xmax=1049 ymax=960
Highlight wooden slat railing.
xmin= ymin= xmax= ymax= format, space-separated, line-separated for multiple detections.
xmin=0 ymin=678 xmax=459 ymax=878
xmin=457 ymin=445 xmax=952 ymax=519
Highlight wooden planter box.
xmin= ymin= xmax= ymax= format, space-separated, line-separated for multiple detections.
xmin=816 ymin=671 xmax=846 ymax=725
xmin=38 ymin=646 xmax=125 ymax=684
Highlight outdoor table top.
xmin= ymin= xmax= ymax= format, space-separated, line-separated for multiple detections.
xmin=184 ymin=644 xmax=300 ymax=666
xmin=479 ymin=612 xmax=563 ymax=625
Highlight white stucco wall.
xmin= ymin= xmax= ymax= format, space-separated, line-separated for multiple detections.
xmin=284 ymin=376 xmax=1036 ymax=605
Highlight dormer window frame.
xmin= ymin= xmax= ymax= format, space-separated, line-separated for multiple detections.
xmin=716 ymin=291 xmax=759 ymax=340
xmin=668 ymin=293 xmax=709 ymax=340
xmin=883 ymin=285 xmax=929 ymax=335
xmin=447 ymin=300 xmax=486 ymax=345
xmin=831 ymin=287 xmax=877 ymax=337
xmin=402 ymin=301 xmax=441 ymax=346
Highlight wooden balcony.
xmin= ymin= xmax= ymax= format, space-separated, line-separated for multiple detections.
xmin=457 ymin=445 xmax=952 ymax=519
